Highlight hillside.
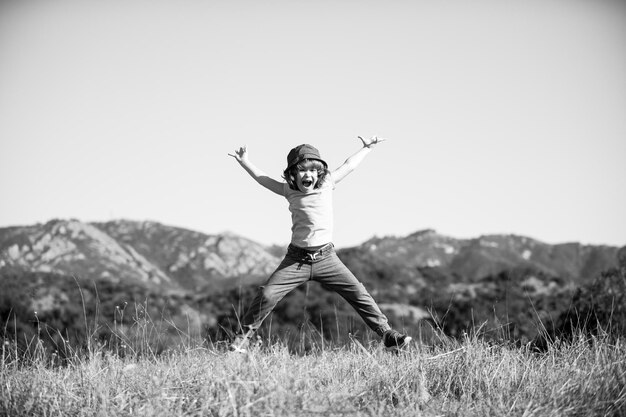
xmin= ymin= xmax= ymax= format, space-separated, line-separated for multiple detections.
xmin=0 ymin=219 xmax=280 ymax=292
xmin=352 ymin=229 xmax=617 ymax=284
xmin=94 ymin=220 xmax=279 ymax=291
xmin=338 ymin=231 xmax=622 ymax=341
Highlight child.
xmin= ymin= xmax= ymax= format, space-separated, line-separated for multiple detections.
xmin=227 ymin=137 xmax=411 ymax=352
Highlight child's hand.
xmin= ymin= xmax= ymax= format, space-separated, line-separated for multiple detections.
xmin=228 ymin=146 xmax=249 ymax=163
xmin=358 ymin=136 xmax=387 ymax=148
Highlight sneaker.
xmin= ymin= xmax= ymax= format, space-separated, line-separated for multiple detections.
xmin=229 ymin=334 xmax=249 ymax=353
xmin=383 ymin=330 xmax=412 ymax=352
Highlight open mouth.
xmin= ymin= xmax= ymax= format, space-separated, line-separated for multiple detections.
xmin=302 ymin=179 xmax=313 ymax=188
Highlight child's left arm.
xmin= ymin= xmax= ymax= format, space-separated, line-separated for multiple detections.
xmin=332 ymin=136 xmax=386 ymax=184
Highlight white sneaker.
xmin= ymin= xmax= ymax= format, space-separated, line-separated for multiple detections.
xmin=229 ymin=334 xmax=249 ymax=353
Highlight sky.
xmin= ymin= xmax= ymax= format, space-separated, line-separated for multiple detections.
xmin=1 ymin=0 xmax=625 ymax=249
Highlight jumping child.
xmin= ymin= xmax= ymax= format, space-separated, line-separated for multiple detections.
xmin=228 ymin=137 xmax=411 ymax=352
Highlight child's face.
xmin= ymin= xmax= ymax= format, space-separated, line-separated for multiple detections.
xmin=295 ymin=167 xmax=318 ymax=193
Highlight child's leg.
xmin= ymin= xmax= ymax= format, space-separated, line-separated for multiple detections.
xmin=312 ymin=251 xmax=391 ymax=337
xmin=239 ymin=255 xmax=310 ymax=336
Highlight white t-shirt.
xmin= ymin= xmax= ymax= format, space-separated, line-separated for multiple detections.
xmin=283 ymin=175 xmax=334 ymax=248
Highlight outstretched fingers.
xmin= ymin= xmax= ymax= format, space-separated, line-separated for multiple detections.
xmin=358 ymin=136 xmax=387 ymax=148
xmin=228 ymin=145 xmax=248 ymax=161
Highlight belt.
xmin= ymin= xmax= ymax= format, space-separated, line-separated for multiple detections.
xmin=289 ymin=243 xmax=334 ymax=261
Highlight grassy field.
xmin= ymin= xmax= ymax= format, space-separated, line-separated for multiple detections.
xmin=2 ymin=327 xmax=625 ymax=417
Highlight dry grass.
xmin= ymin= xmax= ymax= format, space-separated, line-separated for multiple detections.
xmin=2 ymin=325 xmax=625 ymax=417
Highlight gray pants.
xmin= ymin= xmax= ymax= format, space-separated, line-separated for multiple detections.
xmin=240 ymin=243 xmax=391 ymax=337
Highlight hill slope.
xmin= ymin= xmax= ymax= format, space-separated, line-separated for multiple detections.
xmin=350 ymin=229 xmax=618 ymax=284
xmin=0 ymin=219 xmax=280 ymax=291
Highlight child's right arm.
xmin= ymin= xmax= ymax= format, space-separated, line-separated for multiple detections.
xmin=228 ymin=146 xmax=284 ymax=196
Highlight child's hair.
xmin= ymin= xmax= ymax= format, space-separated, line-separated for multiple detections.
xmin=283 ymin=159 xmax=330 ymax=191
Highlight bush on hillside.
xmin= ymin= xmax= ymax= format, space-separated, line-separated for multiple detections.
xmin=552 ymin=267 xmax=626 ymax=341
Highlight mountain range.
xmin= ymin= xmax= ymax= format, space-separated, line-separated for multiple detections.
xmin=354 ymin=229 xmax=618 ymax=284
xmin=0 ymin=219 xmax=280 ymax=293
xmin=0 ymin=219 xmax=618 ymax=289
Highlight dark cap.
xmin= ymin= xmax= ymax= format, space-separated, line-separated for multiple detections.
xmin=286 ymin=144 xmax=327 ymax=169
